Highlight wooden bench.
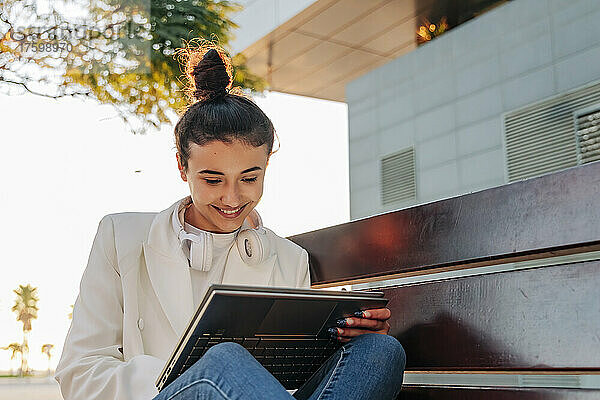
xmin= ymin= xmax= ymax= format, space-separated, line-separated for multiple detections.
xmin=289 ymin=161 xmax=600 ymax=399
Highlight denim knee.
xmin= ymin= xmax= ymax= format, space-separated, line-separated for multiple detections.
xmin=188 ymin=341 xmax=250 ymax=374
xmin=351 ymin=333 xmax=406 ymax=370
xmin=203 ymin=342 xmax=249 ymax=362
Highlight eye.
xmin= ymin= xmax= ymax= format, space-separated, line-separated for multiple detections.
xmin=242 ymin=177 xmax=257 ymax=183
xmin=204 ymin=178 xmax=221 ymax=185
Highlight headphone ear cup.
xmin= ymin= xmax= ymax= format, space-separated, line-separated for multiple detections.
xmin=237 ymin=229 xmax=270 ymax=266
xmin=189 ymin=233 xmax=213 ymax=271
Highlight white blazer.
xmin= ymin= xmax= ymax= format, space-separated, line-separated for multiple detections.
xmin=55 ymin=198 xmax=311 ymax=400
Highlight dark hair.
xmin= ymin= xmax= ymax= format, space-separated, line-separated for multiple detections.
xmin=174 ymin=41 xmax=275 ymax=171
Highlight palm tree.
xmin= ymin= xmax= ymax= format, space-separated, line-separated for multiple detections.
xmin=11 ymin=284 xmax=39 ymax=376
xmin=1 ymin=343 xmax=23 ymax=376
xmin=41 ymin=344 xmax=54 ymax=376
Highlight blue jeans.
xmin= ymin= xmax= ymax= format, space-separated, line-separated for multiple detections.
xmin=153 ymin=333 xmax=406 ymax=400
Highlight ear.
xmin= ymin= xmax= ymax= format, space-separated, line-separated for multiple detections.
xmin=176 ymin=153 xmax=188 ymax=182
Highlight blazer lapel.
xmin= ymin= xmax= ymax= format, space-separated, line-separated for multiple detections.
xmin=142 ymin=200 xmax=194 ymax=336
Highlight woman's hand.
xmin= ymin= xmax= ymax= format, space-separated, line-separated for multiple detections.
xmin=330 ymin=308 xmax=391 ymax=343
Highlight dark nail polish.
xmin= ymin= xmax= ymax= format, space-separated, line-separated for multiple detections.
xmin=327 ymin=327 xmax=338 ymax=337
xmin=353 ymin=311 xmax=364 ymax=318
xmin=336 ymin=318 xmax=348 ymax=327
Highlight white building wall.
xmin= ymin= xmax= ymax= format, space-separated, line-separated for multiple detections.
xmin=229 ymin=0 xmax=317 ymax=54
xmin=346 ymin=0 xmax=600 ymax=220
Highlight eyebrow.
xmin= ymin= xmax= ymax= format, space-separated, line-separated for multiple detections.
xmin=198 ymin=166 xmax=262 ymax=176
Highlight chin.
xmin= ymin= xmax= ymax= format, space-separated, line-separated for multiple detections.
xmin=211 ymin=215 xmax=246 ymax=232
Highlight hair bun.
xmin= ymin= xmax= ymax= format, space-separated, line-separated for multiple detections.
xmin=175 ymin=38 xmax=245 ymax=104
xmin=191 ymin=48 xmax=231 ymax=101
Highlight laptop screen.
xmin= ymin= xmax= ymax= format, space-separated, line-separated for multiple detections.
xmin=256 ymin=299 xmax=336 ymax=336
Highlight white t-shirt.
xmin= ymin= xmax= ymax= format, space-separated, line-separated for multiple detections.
xmin=182 ymin=221 xmax=239 ymax=307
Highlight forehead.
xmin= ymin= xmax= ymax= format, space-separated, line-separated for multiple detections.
xmin=187 ymin=140 xmax=269 ymax=172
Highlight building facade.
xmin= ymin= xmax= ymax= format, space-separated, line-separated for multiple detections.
xmin=232 ymin=0 xmax=600 ymax=221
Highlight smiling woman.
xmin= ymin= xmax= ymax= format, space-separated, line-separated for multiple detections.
xmin=54 ymin=39 xmax=404 ymax=400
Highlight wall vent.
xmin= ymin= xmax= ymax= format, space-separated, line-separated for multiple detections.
xmin=575 ymin=106 xmax=600 ymax=165
xmin=380 ymin=147 xmax=416 ymax=205
xmin=504 ymin=81 xmax=600 ymax=182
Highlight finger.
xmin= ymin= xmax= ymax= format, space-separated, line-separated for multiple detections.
xmin=340 ymin=317 xmax=386 ymax=331
xmin=328 ymin=328 xmax=351 ymax=342
xmin=358 ymin=308 xmax=391 ymax=321
xmin=337 ymin=327 xmax=387 ymax=338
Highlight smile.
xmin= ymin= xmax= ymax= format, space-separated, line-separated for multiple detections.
xmin=211 ymin=204 xmax=247 ymax=218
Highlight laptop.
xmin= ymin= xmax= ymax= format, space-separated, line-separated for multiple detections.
xmin=155 ymin=284 xmax=387 ymax=392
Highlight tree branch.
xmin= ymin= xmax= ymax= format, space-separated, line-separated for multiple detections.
xmin=0 ymin=77 xmax=90 ymax=99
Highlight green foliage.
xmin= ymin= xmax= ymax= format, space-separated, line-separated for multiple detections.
xmin=9 ymin=284 xmax=37 ymax=376
xmin=41 ymin=343 xmax=54 ymax=358
xmin=12 ymin=284 xmax=39 ymax=333
xmin=1 ymin=343 xmax=23 ymax=361
xmin=0 ymin=0 xmax=267 ymax=133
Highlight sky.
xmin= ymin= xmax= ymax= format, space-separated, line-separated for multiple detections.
xmin=0 ymin=90 xmax=349 ymax=371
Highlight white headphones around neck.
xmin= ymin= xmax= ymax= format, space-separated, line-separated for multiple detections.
xmin=172 ymin=200 xmax=272 ymax=271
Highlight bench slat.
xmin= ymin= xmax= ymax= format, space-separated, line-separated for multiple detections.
xmin=290 ymin=161 xmax=600 ymax=286
xmin=399 ymin=386 xmax=600 ymax=399
xmin=385 ymin=260 xmax=600 ymax=369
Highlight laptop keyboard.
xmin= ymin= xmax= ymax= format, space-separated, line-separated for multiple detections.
xmin=177 ymin=333 xmax=341 ymax=389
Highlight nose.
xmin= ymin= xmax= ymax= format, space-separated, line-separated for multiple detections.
xmin=220 ymin=181 xmax=242 ymax=207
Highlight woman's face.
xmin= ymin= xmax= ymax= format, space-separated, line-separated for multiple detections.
xmin=177 ymin=139 xmax=269 ymax=233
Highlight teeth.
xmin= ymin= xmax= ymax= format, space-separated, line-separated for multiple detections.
xmin=218 ymin=206 xmax=242 ymax=215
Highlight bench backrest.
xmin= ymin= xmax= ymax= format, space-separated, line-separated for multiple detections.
xmin=289 ymin=161 xmax=600 ymax=399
